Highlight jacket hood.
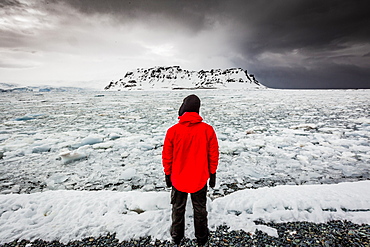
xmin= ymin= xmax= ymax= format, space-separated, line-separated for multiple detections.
xmin=178 ymin=112 xmax=203 ymax=126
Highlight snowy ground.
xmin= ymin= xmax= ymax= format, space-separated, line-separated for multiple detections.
xmin=0 ymin=89 xmax=369 ymax=243
xmin=0 ymin=181 xmax=369 ymax=244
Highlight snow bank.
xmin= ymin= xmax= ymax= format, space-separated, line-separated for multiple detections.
xmin=209 ymin=181 xmax=370 ymax=230
xmin=1 ymin=181 xmax=369 ymax=244
xmin=0 ymin=190 xmax=171 ymax=244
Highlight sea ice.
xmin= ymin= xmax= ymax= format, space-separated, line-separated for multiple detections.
xmin=0 ymin=89 xmax=369 ymax=195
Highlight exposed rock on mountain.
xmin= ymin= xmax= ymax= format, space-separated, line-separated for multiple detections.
xmin=105 ymin=66 xmax=263 ymax=90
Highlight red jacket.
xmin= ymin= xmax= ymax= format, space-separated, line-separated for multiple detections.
xmin=162 ymin=112 xmax=219 ymax=193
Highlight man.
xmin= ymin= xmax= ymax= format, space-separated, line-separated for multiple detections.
xmin=162 ymin=94 xmax=219 ymax=246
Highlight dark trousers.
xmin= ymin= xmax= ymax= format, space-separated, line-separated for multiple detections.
xmin=170 ymin=185 xmax=209 ymax=243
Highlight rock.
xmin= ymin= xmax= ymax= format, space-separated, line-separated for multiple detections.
xmin=2 ymin=221 xmax=369 ymax=246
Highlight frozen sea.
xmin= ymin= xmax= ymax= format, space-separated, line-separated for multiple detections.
xmin=0 ymin=89 xmax=369 ymax=243
xmin=1 ymin=89 xmax=369 ymax=194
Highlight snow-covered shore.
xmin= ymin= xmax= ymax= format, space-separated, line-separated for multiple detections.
xmin=0 ymin=181 xmax=369 ymax=244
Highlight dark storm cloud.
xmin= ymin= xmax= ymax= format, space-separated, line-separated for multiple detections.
xmin=233 ymin=1 xmax=369 ymax=52
xmin=59 ymin=0 xmax=370 ymax=88
xmin=223 ymin=1 xmax=368 ymax=51
xmin=0 ymin=0 xmax=47 ymax=47
xmin=57 ymin=0 xmax=369 ymax=52
xmin=1 ymin=0 xmax=369 ymax=88
xmin=218 ymin=0 xmax=370 ymax=88
xmin=0 ymin=0 xmax=24 ymax=8
xmin=55 ymin=0 xmax=220 ymax=34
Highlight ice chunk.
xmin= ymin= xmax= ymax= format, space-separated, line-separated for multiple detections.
xmin=92 ymin=142 xmax=113 ymax=149
xmin=121 ymin=152 xmax=130 ymax=158
xmin=14 ymin=114 xmax=44 ymax=121
xmin=109 ymin=133 xmax=121 ymax=140
xmin=247 ymin=126 xmax=267 ymax=133
xmin=121 ymin=168 xmax=136 ymax=180
xmin=256 ymin=225 xmax=278 ymax=238
xmin=32 ymin=144 xmax=51 ymax=153
xmin=296 ymin=155 xmax=310 ymax=165
xmin=142 ymin=184 xmax=155 ymax=191
xmin=138 ymin=143 xmax=155 ymax=151
xmin=290 ymin=124 xmax=317 ymax=130
xmin=15 ymin=116 xmax=35 ymax=121
xmin=59 ymin=151 xmax=87 ymax=164
xmin=46 ymin=173 xmax=70 ymax=189
xmin=72 ymin=134 xmax=104 ymax=148
xmin=353 ymin=117 xmax=370 ymax=124
xmin=217 ymin=134 xmax=228 ymax=141
xmin=79 ymin=135 xmax=104 ymax=146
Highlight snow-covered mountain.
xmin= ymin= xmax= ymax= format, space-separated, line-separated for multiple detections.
xmin=104 ymin=66 xmax=263 ymax=91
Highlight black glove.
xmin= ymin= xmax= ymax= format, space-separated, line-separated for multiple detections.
xmin=165 ymin=175 xmax=172 ymax=188
xmin=209 ymin=173 xmax=216 ymax=188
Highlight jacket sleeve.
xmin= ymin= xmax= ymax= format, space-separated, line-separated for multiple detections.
xmin=208 ymin=127 xmax=219 ymax=174
xmin=162 ymin=129 xmax=173 ymax=175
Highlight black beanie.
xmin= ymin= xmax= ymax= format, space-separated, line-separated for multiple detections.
xmin=178 ymin=94 xmax=201 ymax=116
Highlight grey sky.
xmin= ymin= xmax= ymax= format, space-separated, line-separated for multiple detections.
xmin=1 ymin=0 xmax=369 ymax=89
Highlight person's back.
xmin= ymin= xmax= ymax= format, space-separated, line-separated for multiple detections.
xmin=163 ymin=112 xmax=218 ymax=193
xmin=162 ymin=95 xmax=219 ymax=246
